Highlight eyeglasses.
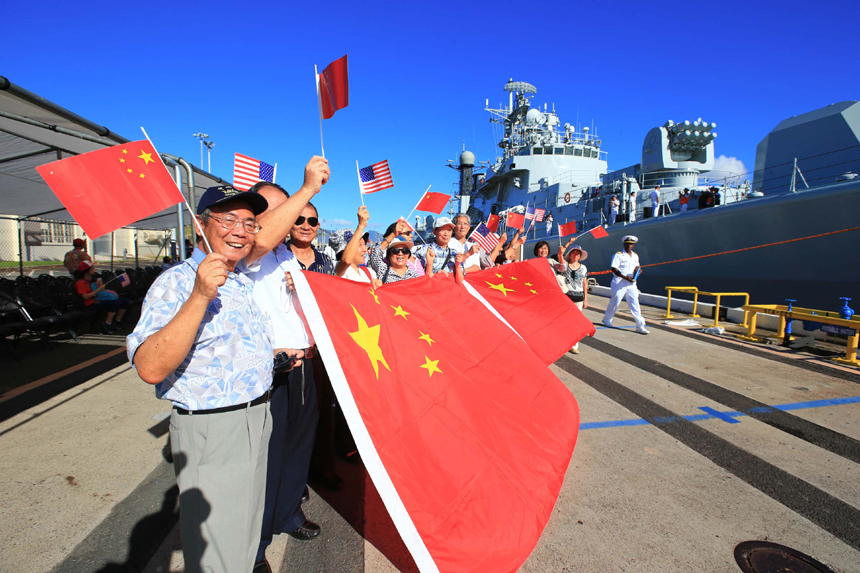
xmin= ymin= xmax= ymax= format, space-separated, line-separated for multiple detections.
xmin=295 ymin=216 xmax=320 ymax=227
xmin=208 ymin=214 xmax=261 ymax=234
xmin=389 ymin=247 xmax=410 ymax=255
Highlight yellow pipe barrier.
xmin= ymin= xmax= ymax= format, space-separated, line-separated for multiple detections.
xmin=739 ymin=304 xmax=860 ymax=367
xmin=663 ymin=287 xmax=750 ymax=328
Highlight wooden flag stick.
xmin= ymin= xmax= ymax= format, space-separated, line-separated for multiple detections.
xmin=140 ymin=127 xmax=212 ymax=254
xmin=314 ymin=65 xmax=326 ymax=159
xmin=356 ymin=161 xmax=365 ymax=206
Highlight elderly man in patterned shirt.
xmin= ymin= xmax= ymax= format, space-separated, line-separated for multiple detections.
xmin=128 ymin=157 xmax=329 ymax=573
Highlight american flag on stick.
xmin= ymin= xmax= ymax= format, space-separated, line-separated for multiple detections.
xmin=233 ymin=153 xmax=275 ymax=191
xmin=118 ymin=272 xmax=131 ymax=288
xmin=358 ymin=160 xmax=394 ymax=194
xmin=469 ymin=222 xmax=501 ymax=253
xmin=534 ymin=208 xmax=546 ymax=222
xmin=525 ymin=204 xmax=537 ymax=221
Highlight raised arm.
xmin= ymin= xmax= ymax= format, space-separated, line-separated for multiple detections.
xmin=336 ymin=206 xmax=370 ymax=277
xmin=487 ymin=232 xmax=507 ymax=265
xmin=133 ymin=253 xmax=228 ymax=385
xmin=248 ymin=157 xmax=330 ymax=264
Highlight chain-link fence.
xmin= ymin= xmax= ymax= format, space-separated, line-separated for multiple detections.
xmin=0 ymin=215 xmax=180 ymax=278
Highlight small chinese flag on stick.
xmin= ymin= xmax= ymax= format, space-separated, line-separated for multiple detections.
xmin=486 ymin=213 xmax=500 ymax=233
xmin=506 ymin=212 xmax=525 ymax=230
xmin=415 ymin=191 xmax=452 ymax=214
xmin=559 ymin=221 xmax=578 ymax=237
xmin=36 ymin=141 xmax=184 ymax=239
xmin=589 ymin=225 xmax=609 ymax=239
xmin=318 ymin=54 xmax=349 ymax=120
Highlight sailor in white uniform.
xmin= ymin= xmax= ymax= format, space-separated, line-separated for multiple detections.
xmin=602 ymin=235 xmax=649 ymax=334
xmin=609 ymin=195 xmax=620 ymax=225
xmin=650 ymin=186 xmax=661 ymax=217
xmin=627 ymin=191 xmax=637 ymax=222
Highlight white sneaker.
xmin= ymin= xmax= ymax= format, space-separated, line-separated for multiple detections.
xmin=636 ymin=326 xmax=650 ymax=334
xmin=602 ymin=319 xmax=613 ymax=328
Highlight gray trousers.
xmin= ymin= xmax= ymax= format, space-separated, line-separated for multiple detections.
xmin=169 ymin=400 xmax=272 ymax=573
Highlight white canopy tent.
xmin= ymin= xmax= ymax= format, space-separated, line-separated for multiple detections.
xmin=0 ymin=76 xmax=231 ymax=229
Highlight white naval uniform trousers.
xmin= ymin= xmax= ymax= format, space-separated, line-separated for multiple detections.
xmin=603 ymin=250 xmax=646 ymax=329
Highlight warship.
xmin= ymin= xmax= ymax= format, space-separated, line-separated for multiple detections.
xmin=442 ymin=80 xmax=860 ymax=311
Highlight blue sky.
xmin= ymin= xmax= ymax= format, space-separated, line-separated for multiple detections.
xmin=5 ymin=0 xmax=859 ymax=231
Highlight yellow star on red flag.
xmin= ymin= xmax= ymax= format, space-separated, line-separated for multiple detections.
xmin=348 ymin=306 xmax=390 ymax=380
xmin=138 ymin=150 xmax=154 ymax=165
xmin=418 ymin=331 xmax=435 ymax=346
xmin=420 ymin=356 xmax=442 ymax=377
xmin=486 ymin=281 xmax=515 ymax=297
xmin=392 ymin=304 xmax=410 ymax=320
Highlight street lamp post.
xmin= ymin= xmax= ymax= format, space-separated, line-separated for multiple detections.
xmin=193 ymin=133 xmax=210 ymax=168
xmin=203 ymin=140 xmax=215 ymax=172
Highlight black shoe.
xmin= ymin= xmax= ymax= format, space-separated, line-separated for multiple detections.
xmin=252 ymin=559 xmax=273 ymax=573
xmin=302 ymin=486 xmax=310 ymax=503
xmin=287 ymin=520 xmax=321 ymax=541
xmin=102 ymin=322 xmax=114 ymax=334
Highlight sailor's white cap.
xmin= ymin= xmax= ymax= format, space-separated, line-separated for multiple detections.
xmin=622 ymin=235 xmax=639 ymax=244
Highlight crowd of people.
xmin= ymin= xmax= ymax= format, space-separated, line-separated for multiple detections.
xmin=120 ymin=155 xmax=650 ymax=573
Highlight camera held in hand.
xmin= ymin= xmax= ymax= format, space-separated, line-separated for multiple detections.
xmin=273 ymin=351 xmax=298 ymax=374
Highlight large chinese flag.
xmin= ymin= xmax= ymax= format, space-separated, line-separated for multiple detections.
xmin=465 ymin=258 xmax=595 ymax=365
xmin=292 ymin=271 xmax=579 ymax=573
xmin=36 ymin=140 xmax=184 ymax=239
xmin=506 ymin=212 xmax=525 ymax=229
xmin=318 ymin=54 xmax=349 ymax=120
xmin=415 ymin=191 xmax=452 ymax=214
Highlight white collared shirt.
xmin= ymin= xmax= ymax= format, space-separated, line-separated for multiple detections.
xmin=240 ymin=244 xmax=314 ymax=349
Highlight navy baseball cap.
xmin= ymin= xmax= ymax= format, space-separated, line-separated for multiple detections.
xmin=197 ymin=185 xmax=269 ymax=216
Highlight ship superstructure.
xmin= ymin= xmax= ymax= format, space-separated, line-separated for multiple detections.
xmin=456 ymin=81 xmax=860 ymax=309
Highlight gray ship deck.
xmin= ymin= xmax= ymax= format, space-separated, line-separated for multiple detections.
xmin=2 ymin=301 xmax=859 ymax=573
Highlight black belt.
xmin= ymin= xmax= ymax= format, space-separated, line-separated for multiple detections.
xmin=174 ymin=389 xmax=271 ymax=415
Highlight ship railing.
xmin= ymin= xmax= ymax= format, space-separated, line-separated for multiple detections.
xmin=663 ymin=287 xmax=750 ymax=328
xmin=738 ymin=304 xmax=860 ymax=367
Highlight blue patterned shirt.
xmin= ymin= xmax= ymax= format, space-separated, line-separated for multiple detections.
xmin=127 ymin=248 xmax=274 ymax=411
xmin=412 ymin=242 xmax=464 ymax=275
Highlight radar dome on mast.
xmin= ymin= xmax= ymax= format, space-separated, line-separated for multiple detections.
xmin=459 ymin=151 xmax=475 ymax=166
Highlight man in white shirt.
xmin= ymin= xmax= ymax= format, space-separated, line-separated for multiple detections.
xmin=651 ymin=185 xmax=660 ymax=217
xmin=243 ymin=181 xmax=325 ymax=571
xmin=650 ymin=186 xmax=661 ymax=217
xmin=628 ymin=191 xmax=637 ymax=222
xmin=609 ymin=195 xmax=620 ymax=225
xmin=602 ymin=235 xmax=649 ymax=334
xmin=449 ymin=213 xmax=481 ymax=273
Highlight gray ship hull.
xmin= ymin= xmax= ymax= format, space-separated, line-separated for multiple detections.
xmin=526 ymin=180 xmax=860 ymax=312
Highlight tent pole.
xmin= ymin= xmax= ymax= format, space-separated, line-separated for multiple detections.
xmin=17 ymin=220 xmax=23 ymax=278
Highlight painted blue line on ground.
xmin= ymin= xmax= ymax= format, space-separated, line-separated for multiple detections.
xmin=580 ymin=396 xmax=860 ymax=431
xmin=699 ymin=406 xmax=741 ymax=424
xmin=595 ymin=325 xmax=638 ymax=330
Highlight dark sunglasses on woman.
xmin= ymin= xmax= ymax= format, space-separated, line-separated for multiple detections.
xmin=389 ymin=248 xmax=410 ymax=255
xmin=295 ymin=216 xmax=320 ymax=227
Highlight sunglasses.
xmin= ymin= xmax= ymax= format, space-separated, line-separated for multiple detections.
xmin=389 ymin=247 xmax=410 ymax=255
xmin=295 ymin=216 xmax=320 ymax=227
